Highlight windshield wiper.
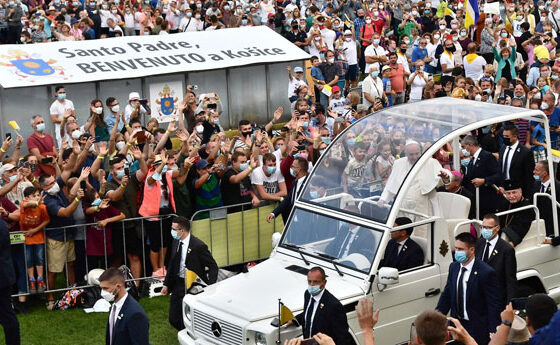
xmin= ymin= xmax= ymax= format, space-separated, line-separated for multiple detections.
xmin=315 ymin=252 xmax=344 ymax=277
xmin=283 ymin=243 xmax=310 ymax=266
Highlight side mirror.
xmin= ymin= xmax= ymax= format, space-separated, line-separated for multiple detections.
xmin=377 ymin=267 xmax=399 ymax=291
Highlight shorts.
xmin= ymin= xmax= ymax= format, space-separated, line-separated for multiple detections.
xmin=25 ymin=243 xmax=45 ymax=267
xmin=46 ymin=238 xmax=75 ymax=273
xmin=111 ymin=221 xmax=142 ymax=258
xmin=345 ymin=64 xmax=358 ymax=81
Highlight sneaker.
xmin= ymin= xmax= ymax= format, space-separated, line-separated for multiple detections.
xmin=45 ymin=300 xmax=55 ymax=311
xmin=37 ymin=278 xmax=46 ymax=293
xmin=29 ymin=279 xmax=37 ymax=294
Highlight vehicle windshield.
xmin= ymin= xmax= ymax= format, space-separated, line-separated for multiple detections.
xmin=300 ymin=98 xmax=531 ymax=224
xmin=281 ymin=208 xmax=384 ymax=273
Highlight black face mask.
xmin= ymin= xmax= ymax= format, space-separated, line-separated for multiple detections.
xmin=446 ymin=45 xmax=456 ymax=53
xmin=435 ymin=90 xmax=447 ymax=98
xmin=503 ymin=137 xmax=512 ymax=146
xmin=358 ymin=15 xmax=364 ymax=19
xmin=241 ymin=131 xmax=253 ymax=137
xmin=292 ymin=25 xmax=298 ymax=30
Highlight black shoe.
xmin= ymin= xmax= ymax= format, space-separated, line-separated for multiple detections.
xmin=14 ymin=301 xmax=29 ymax=314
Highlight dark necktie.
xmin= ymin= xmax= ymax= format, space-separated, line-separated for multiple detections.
xmin=541 ymin=183 xmax=546 ymax=193
xmin=467 ymin=157 xmax=474 ymax=175
xmin=338 ymin=231 xmax=353 ymax=257
xmin=175 ymin=241 xmax=183 ymax=277
xmin=483 ymin=242 xmax=491 ymax=262
xmin=109 ymin=304 xmax=116 ymax=345
xmin=457 ymin=267 xmax=467 ymax=319
xmin=304 ymin=297 xmax=316 ymax=338
xmin=502 ymin=147 xmax=511 ymax=178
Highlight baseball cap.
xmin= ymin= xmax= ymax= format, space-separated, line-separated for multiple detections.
xmin=332 ymin=86 xmax=341 ymax=93
xmin=294 ymin=66 xmax=304 ymax=73
xmin=194 ymin=159 xmax=209 ymax=170
xmin=268 ymin=13 xmax=274 ymax=17
xmin=0 ymin=163 xmax=16 ymax=176
xmin=70 ymin=18 xmax=78 ymax=25
xmin=382 ymin=65 xmax=391 ymax=72
xmin=129 ymin=92 xmax=140 ymax=101
xmin=344 ymin=29 xmax=352 ymax=35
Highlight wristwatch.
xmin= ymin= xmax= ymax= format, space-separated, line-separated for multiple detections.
xmin=502 ymin=319 xmax=512 ymax=327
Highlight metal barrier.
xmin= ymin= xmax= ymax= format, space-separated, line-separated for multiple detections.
xmin=9 ymin=213 xmax=176 ymax=298
xmin=189 ymin=202 xmax=284 ymax=267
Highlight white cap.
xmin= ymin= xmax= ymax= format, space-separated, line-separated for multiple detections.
xmin=0 ymin=163 xmax=15 ymax=176
xmin=344 ymin=29 xmax=352 ymax=35
xmin=129 ymin=92 xmax=140 ymax=101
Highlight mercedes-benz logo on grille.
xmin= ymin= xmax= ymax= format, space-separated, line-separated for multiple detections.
xmin=211 ymin=321 xmax=222 ymax=338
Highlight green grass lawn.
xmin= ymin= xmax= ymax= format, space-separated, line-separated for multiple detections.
xmin=0 ymin=295 xmax=178 ymax=345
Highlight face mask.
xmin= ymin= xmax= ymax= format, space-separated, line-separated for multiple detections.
xmin=307 ymin=284 xmax=321 ymax=296
xmin=309 ymin=190 xmax=319 ymax=199
xmin=425 ymin=9 xmax=430 ymax=14
xmin=439 ymin=25 xmax=446 ymax=30
xmin=461 ymin=149 xmax=470 ymax=157
xmin=111 ymin=104 xmax=120 ymax=113
xmin=9 ymin=175 xmax=17 ymax=183
xmin=452 ymin=36 xmax=458 ymax=41
xmin=94 ymin=106 xmax=103 ymax=115
xmin=371 ymin=71 xmax=380 ymax=78
xmin=290 ymin=167 xmax=297 ymax=177
xmin=266 ymin=166 xmax=276 ymax=175
xmin=321 ymin=137 xmax=331 ymax=145
xmin=460 ymin=31 xmax=467 ymax=37
xmin=111 ymin=9 xmax=117 ymax=13
xmin=239 ymin=163 xmax=249 ymax=171
xmin=534 ymin=174 xmax=542 ymax=182
xmin=475 ymin=94 xmax=482 ymax=101
xmin=481 ymin=228 xmax=494 ymax=240
xmin=47 ymin=182 xmax=60 ymax=195
xmin=446 ymin=45 xmax=456 ymax=53
xmin=345 ymin=37 xmax=352 ymax=42
xmin=460 ymin=158 xmax=471 ymax=167
xmin=196 ymin=125 xmax=204 ymax=133
xmin=196 ymin=3 xmax=201 ymax=8
xmin=91 ymin=198 xmax=102 ymax=207
xmin=302 ymin=121 xmax=309 ymax=129
xmin=347 ymin=138 xmax=356 ymax=147
xmin=373 ymin=39 xmax=380 ymax=45
xmin=102 ymin=4 xmax=108 ymax=9
xmin=36 ymin=123 xmax=45 ymax=132
xmin=71 ymin=130 xmax=82 ymax=140
xmin=241 ymin=19 xmax=247 ymax=24
xmin=171 ymin=229 xmax=180 ymax=240
xmin=100 ymin=288 xmax=116 ymax=302
xmin=195 ymin=14 xmax=201 ymax=19
xmin=57 ymin=93 xmax=66 ymax=100
xmin=224 ymin=5 xmax=230 ymax=10
xmin=365 ymin=19 xmax=372 ymax=24
xmin=116 ymin=169 xmax=125 ymax=179
xmin=501 ymin=32 xmax=508 ymax=38
xmin=115 ymin=141 xmax=126 ymax=151
xmin=212 ymin=118 xmax=219 ymax=125
xmin=451 ymin=24 xmax=458 ymax=29
xmin=412 ymin=10 xmax=418 ymax=16
xmin=454 ymin=250 xmax=468 ymax=263
xmin=186 ymin=11 xmax=192 ymax=17
xmin=541 ymin=102 xmax=550 ymax=110
xmin=373 ymin=11 xmax=379 ymax=16
xmin=503 ymin=137 xmax=512 ymax=146
xmin=433 ymin=34 xmax=440 ymax=40
xmin=327 ymin=58 xmax=334 ymax=63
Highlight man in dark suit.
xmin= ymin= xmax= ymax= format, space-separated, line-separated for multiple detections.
xmin=436 ymin=232 xmax=502 ymax=345
xmin=0 ymin=219 xmax=20 ymax=345
xmin=162 ymin=216 xmax=218 ymax=331
xmin=379 ymin=217 xmax=424 ymax=271
xmin=436 ymin=170 xmax=476 ymax=218
xmin=533 ymin=160 xmax=560 ymax=237
xmin=461 ymin=135 xmax=502 ymax=218
xmin=267 ymin=157 xmax=308 ymax=224
xmin=475 ymin=214 xmax=517 ymax=309
xmin=288 ymin=267 xmax=350 ymax=345
xmin=100 ymin=268 xmax=149 ymax=345
xmin=498 ymin=124 xmax=535 ymax=199
xmin=499 ymin=180 xmax=534 ymax=247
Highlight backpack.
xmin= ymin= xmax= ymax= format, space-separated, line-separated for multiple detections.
xmin=53 ymin=281 xmax=101 ymax=310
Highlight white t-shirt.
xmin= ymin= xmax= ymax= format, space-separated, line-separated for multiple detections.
xmin=409 ymin=73 xmax=427 ymax=100
xmin=440 ymin=51 xmax=455 ymax=76
xmin=124 ymin=12 xmax=136 ymax=29
xmin=259 ymin=1 xmax=275 ymax=23
xmin=329 ymin=96 xmax=349 ymax=115
xmin=180 ymin=17 xmax=203 ymax=32
xmin=320 ymin=28 xmax=336 ymax=50
xmin=288 ymin=76 xmax=307 ymax=98
xmin=463 ymin=55 xmax=487 ymax=80
xmin=361 ymin=75 xmax=384 ymax=107
xmin=397 ymin=52 xmax=410 ymax=74
xmin=251 ymin=165 xmax=285 ymax=196
xmin=342 ymin=39 xmax=358 ymax=65
xmin=49 ymin=99 xmax=75 ymax=148
xmin=364 ymin=44 xmax=387 ymax=74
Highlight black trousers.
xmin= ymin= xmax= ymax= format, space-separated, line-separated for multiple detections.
xmin=168 ymin=279 xmax=186 ymax=331
xmin=0 ymin=286 xmax=19 ymax=345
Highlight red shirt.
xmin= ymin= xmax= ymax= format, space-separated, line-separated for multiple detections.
xmin=84 ymin=203 xmax=122 ymax=256
xmin=372 ymin=18 xmax=385 ymax=35
xmin=390 ymin=64 xmax=406 ymax=93
xmin=26 ymin=132 xmax=56 ymax=176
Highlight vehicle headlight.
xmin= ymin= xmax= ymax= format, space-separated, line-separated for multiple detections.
xmin=254 ymin=331 xmax=267 ymax=345
xmin=183 ymin=303 xmax=192 ymax=322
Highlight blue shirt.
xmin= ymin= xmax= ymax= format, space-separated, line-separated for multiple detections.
xmin=530 ymin=309 xmax=560 ymax=345
xmin=106 ymin=112 xmax=124 ymax=133
xmin=44 ymin=177 xmax=76 ymax=241
xmin=531 ymin=124 xmax=546 ymax=151
xmin=353 ymin=17 xmax=365 ymax=42
xmin=549 ymin=107 xmax=560 ymax=145
xmin=411 ymin=47 xmax=428 ymax=71
xmin=311 ymin=66 xmax=324 ymax=82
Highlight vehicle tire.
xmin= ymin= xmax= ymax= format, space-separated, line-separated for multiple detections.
xmin=517 ymin=283 xmax=537 ymax=298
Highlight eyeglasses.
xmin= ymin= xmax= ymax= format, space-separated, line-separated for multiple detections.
xmin=480 ymin=77 xmax=492 ymax=82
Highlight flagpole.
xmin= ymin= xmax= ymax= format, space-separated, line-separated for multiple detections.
xmin=276 ymin=299 xmax=281 ymax=345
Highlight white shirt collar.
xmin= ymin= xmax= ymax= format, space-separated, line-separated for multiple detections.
xmin=113 ymin=292 xmax=128 ymax=310
xmin=473 ymin=147 xmax=482 ymax=161
xmin=181 ymin=233 xmax=191 ymax=247
xmin=487 ymin=234 xmax=499 ymax=247
xmin=508 ymin=140 xmax=519 ymax=152
xmin=312 ymin=288 xmax=325 ymax=303
xmin=462 ymin=258 xmax=475 ymax=270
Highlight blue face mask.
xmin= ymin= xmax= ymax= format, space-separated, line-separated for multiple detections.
xmin=91 ymin=198 xmax=102 ymax=207
xmin=371 ymin=71 xmax=379 ymax=77
xmin=481 ymin=228 xmax=494 ymax=240
xmin=454 ymin=250 xmax=468 ymax=263
xmin=321 ymin=137 xmax=331 ymax=145
xmin=346 ymin=138 xmax=356 ymax=147
xmin=161 ymin=165 xmax=168 ymax=174
xmin=290 ymin=168 xmax=296 ymax=177
xmin=302 ymin=121 xmax=309 ymax=129
xmin=310 ymin=191 xmax=319 ymax=198
xmin=171 ymin=229 xmax=180 ymax=240
xmin=266 ymin=166 xmax=276 ymax=175
xmin=116 ymin=169 xmax=125 ymax=179
xmin=307 ymin=285 xmax=321 ymax=296
xmin=534 ymin=175 xmax=541 ymax=181
xmin=460 ymin=158 xmax=471 ymax=167
xmin=275 ymin=145 xmax=281 ymax=150
xmin=36 ymin=123 xmax=45 ymax=132
xmin=9 ymin=175 xmax=17 ymax=183
xmin=239 ymin=163 xmax=249 ymax=171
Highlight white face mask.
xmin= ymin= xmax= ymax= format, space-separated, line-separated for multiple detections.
xmin=116 ymin=141 xmax=126 ymax=150
xmin=196 ymin=124 xmax=204 ymax=133
xmin=327 ymin=58 xmax=334 ymax=63
xmin=433 ymin=34 xmax=440 ymax=40
xmin=111 ymin=104 xmax=120 ymax=113
xmin=47 ymin=182 xmax=60 ymax=195
xmin=100 ymin=288 xmax=116 ymax=303
xmin=94 ymin=107 xmax=103 ymax=115
xmin=71 ymin=129 xmax=82 ymax=140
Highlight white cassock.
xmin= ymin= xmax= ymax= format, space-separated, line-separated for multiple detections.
xmin=380 ymin=157 xmax=450 ymax=221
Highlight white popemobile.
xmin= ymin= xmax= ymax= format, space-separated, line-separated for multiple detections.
xmin=178 ymin=98 xmax=560 ymax=345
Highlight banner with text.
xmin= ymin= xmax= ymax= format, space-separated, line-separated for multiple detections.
xmin=0 ymin=26 xmax=310 ymax=88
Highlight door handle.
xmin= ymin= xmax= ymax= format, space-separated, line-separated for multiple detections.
xmin=425 ymin=288 xmax=441 ymax=297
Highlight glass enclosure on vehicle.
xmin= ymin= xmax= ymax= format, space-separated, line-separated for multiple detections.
xmin=279 ymin=98 xmax=549 ymax=274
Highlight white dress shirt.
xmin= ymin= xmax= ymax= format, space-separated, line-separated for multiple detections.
xmin=397 ymin=238 xmax=408 ymax=255
xmin=111 ymin=292 xmax=129 ymax=328
xmin=304 ymin=288 xmax=325 ymax=334
xmin=341 ymin=226 xmax=360 ymax=257
xmin=503 ymin=141 xmax=519 ymax=180
xmin=178 ymin=234 xmax=191 ymax=279
xmin=540 ymin=178 xmax=551 ymax=193
xmin=456 ymin=259 xmax=474 ymax=320
xmin=483 ymin=234 xmax=499 ymax=260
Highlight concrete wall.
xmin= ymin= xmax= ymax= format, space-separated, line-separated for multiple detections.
xmin=0 ymin=60 xmax=305 ymax=151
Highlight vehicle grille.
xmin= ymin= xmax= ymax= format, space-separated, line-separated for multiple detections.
xmin=193 ymin=309 xmax=244 ymax=345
